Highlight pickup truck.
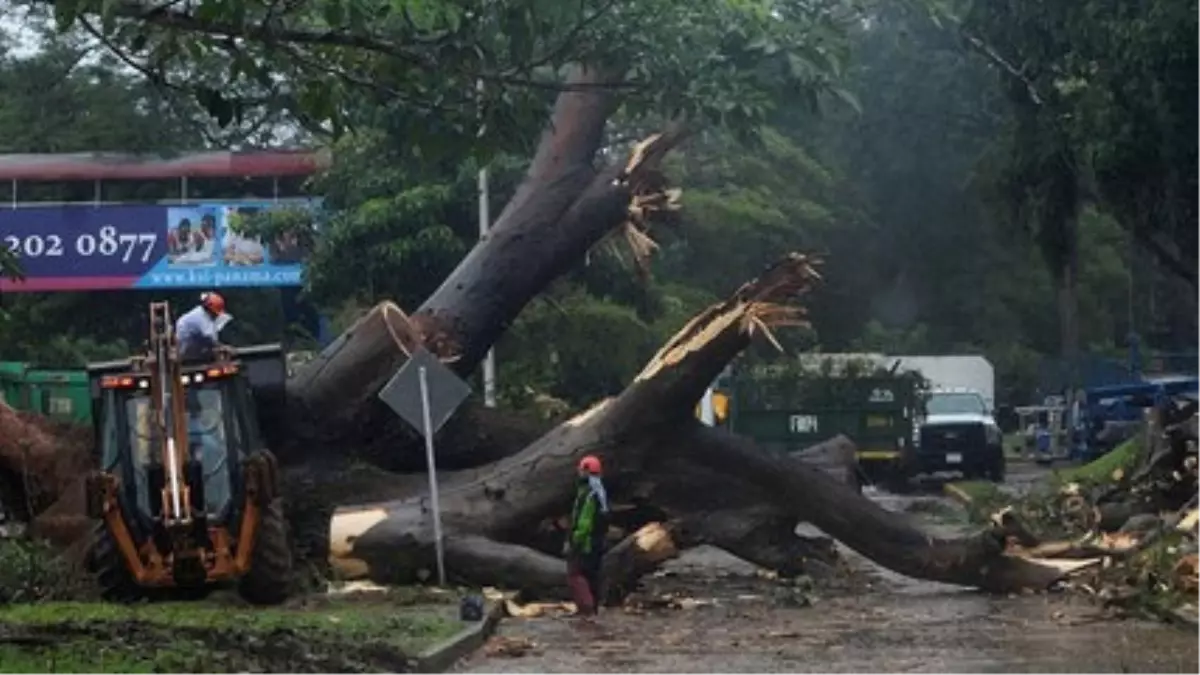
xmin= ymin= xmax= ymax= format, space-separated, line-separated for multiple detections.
xmin=909 ymin=388 xmax=1005 ymax=482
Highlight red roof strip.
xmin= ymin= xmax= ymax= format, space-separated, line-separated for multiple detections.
xmin=0 ymin=149 xmax=331 ymax=181
xmin=0 ymin=276 xmax=141 ymax=292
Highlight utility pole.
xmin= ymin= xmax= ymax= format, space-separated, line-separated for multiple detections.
xmin=477 ymin=79 xmax=497 ymax=408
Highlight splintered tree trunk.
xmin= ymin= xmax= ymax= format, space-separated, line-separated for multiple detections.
xmin=327 ymin=255 xmax=1086 ymax=596
xmin=280 ymin=65 xmax=686 ymax=468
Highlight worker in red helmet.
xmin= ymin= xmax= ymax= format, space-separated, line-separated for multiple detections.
xmin=564 ymin=454 xmax=609 ymax=617
xmin=176 ymin=291 xmax=230 ymax=361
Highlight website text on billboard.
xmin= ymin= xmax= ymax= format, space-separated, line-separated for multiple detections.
xmin=0 ymin=200 xmax=319 ymax=292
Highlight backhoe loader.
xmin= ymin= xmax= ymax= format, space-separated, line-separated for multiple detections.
xmin=84 ymin=301 xmax=292 ymax=604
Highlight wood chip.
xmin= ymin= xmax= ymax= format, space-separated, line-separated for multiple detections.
xmin=484 ymin=636 xmax=537 ymax=658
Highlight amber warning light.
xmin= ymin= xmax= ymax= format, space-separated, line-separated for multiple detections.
xmin=100 ymin=365 xmax=238 ymax=389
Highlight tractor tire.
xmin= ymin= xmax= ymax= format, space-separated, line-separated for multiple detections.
xmin=237 ymin=498 xmax=293 ymax=606
xmin=87 ymin=521 xmax=142 ymax=603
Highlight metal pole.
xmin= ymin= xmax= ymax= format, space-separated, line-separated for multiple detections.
xmin=477 ymin=77 xmax=497 ymax=408
xmin=479 ymin=167 xmax=497 ymax=408
xmin=418 ymin=366 xmax=447 ymax=586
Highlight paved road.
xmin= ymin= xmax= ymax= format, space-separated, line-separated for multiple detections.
xmin=458 ymin=465 xmax=1198 ymax=673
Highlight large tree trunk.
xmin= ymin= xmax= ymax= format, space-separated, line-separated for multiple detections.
xmin=325 ymin=255 xmax=1092 ymax=596
xmin=279 ymin=65 xmax=685 ymax=468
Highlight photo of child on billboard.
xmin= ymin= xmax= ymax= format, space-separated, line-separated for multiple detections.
xmin=166 ymin=209 xmax=220 ymax=267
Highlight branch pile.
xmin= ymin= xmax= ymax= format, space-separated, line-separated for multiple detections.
xmin=962 ymin=399 xmax=1199 ymax=624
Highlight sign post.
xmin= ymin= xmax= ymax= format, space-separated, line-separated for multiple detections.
xmin=378 ymin=348 xmax=471 ymax=587
xmin=417 ymin=365 xmax=446 ymax=585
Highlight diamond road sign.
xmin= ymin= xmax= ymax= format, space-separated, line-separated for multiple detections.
xmin=378 ymin=347 xmax=472 ymax=437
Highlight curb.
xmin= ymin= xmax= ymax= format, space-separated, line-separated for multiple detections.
xmin=412 ymin=600 xmax=505 ymax=673
xmin=1170 ymin=605 xmax=1199 ymax=630
xmin=943 ymin=483 xmax=974 ymax=506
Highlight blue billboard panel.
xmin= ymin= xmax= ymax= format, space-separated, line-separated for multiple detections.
xmin=0 ymin=200 xmax=318 ymax=292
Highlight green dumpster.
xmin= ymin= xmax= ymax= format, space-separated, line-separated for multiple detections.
xmin=23 ymin=368 xmax=92 ymax=424
xmin=0 ymin=361 xmax=92 ymax=425
xmin=722 ymin=369 xmax=919 ymax=481
xmin=0 ymin=361 xmax=28 ymax=408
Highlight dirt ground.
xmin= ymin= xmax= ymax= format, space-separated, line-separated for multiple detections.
xmin=458 ymin=462 xmax=1200 ymax=674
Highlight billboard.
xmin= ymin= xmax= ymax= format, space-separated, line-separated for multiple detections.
xmin=0 ymin=200 xmax=318 ymax=292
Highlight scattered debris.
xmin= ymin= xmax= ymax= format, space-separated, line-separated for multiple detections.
xmin=326 ymin=580 xmax=390 ymax=596
xmin=1173 ymin=554 xmax=1198 ymax=594
xmin=622 ymin=592 xmax=718 ymax=611
xmin=483 ymin=636 xmax=538 ymax=658
xmin=504 ymin=600 xmax=575 ymax=619
xmin=978 ymin=398 xmax=1199 ymax=623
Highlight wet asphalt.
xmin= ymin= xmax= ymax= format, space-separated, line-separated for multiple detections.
xmin=457 ymin=461 xmax=1199 ymax=673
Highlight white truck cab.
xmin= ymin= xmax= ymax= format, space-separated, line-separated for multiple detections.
xmin=910 ymin=387 xmax=1006 ymax=481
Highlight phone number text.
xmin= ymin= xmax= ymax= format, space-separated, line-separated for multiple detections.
xmin=2 ymin=226 xmax=158 ymax=263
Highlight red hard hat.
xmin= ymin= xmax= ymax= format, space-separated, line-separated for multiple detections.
xmin=578 ymin=455 xmax=602 ymax=475
xmin=201 ymin=292 xmax=226 ymax=315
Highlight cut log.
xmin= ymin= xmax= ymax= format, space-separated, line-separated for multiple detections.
xmin=599 ymin=522 xmax=680 ymax=603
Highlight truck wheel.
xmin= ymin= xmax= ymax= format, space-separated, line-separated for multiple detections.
xmin=237 ymin=498 xmax=293 ymax=605
xmin=882 ymin=466 xmax=911 ymax=493
xmin=987 ymin=451 xmax=1007 ymax=483
xmin=87 ymin=521 xmax=142 ymax=603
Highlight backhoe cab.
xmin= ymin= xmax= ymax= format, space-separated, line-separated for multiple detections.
xmin=84 ymin=301 xmax=292 ymax=604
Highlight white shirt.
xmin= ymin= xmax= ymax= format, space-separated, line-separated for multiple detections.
xmin=176 ymin=305 xmax=220 ymax=358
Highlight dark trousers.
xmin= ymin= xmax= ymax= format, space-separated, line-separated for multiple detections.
xmin=566 ymin=552 xmax=603 ymax=614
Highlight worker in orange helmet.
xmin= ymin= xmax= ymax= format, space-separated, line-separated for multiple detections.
xmin=564 ymin=454 xmax=609 ymax=618
xmin=176 ymin=291 xmax=230 ymax=362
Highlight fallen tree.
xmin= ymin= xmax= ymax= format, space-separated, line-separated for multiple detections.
xmin=326 ymin=254 xmax=1090 ymax=596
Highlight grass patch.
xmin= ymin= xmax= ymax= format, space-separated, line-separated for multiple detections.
xmin=0 ymin=539 xmax=96 ymax=604
xmin=0 ymin=600 xmax=460 ymax=647
xmin=0 ymin=598 xmax=464 ymax=673
xmin=0 ymin=634 xmax=264 ymax=674
xmin=1054 ymin=436 xmax=1143 ymax=485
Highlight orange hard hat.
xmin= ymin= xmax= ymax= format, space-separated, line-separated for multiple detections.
xmin=578 ymin=455 xmax=602 ymax=475
xmin=200 ymin=292 xmax=226 ymax=315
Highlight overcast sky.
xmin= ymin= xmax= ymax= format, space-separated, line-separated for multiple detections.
xmin=1 ymin=2 xmax=46 ymax=58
